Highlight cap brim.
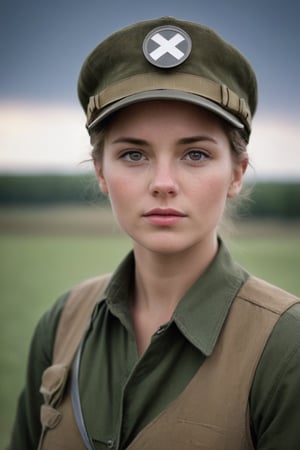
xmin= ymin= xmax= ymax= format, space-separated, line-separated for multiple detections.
xmin=87 ymin=89 xmax=245 ymax=131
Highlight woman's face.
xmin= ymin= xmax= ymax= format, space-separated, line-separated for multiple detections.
xmin=94 ymin=100 xmax=246 ymax=255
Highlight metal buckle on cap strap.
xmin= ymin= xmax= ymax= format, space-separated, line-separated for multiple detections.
xmin=239 ymin=98 xmax=249 ymax=119
xmin=221 ymin=84 xmax=251 ymax=125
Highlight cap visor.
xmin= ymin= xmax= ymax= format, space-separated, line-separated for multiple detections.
xmin=88 ymin=90 xmax=244 ymax=131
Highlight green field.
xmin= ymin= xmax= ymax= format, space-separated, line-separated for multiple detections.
xmin=1 ymin=228 xmax=300 ymax=447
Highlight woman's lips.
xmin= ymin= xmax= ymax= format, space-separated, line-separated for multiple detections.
xmin=143 ymin=208 xmax=187 ymax=226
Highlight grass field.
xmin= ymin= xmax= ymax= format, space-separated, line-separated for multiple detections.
xmin=1 ymin=207 xmax=299 ymax=447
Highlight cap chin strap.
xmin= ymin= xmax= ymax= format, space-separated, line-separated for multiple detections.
xmin=87 ymin=73 xmax=251 ymax=132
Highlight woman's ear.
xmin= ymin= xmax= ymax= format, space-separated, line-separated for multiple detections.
xmin=94 ymin=160 xmax=109 ymax=195
xmin=227 ymin=158 xmax=248 ymax=198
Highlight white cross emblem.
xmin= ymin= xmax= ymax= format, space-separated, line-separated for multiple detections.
xmin=149 ymin=32 xmax=185 ymax=61
xmin=143 ymin=25 xmax=192 ymax=68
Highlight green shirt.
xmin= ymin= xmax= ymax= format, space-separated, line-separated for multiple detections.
xmin=8 ymin=242 xmax=300 ymax=449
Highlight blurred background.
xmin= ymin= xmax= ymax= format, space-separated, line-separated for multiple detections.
xmin=1 ymin=0 xmax=300 ymax=447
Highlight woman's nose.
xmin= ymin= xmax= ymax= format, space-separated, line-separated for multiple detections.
xmin=149 ymin=163 xmax=179 ymax=197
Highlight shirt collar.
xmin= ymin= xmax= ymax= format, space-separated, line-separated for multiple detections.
xmin=102 ymin=240 xmax=249 ymax=356
xmin=173 ymin=240 xmax=248 ymax=356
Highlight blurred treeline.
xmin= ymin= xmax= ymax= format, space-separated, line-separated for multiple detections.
xmin=0 ymin=174 xmax=299 ymax=219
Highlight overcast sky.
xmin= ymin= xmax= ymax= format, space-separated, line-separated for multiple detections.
xmin=0 ymin=0 xmax=299 ymax=178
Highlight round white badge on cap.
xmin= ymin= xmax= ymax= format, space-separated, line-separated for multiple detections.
xmin=143 ymin=25 xmax=192 ymax=68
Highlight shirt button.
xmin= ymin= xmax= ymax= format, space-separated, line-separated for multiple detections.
xmin=106 ymin=440 xmax=114 ymax=448
xmin=156 ymin=325 xmax=167 ymax=335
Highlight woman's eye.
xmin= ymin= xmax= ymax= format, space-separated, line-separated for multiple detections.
xmin=184 ymin=150 xmax=208 ymax=161
xmin=121 ymin=151 xmax=145 ymax=162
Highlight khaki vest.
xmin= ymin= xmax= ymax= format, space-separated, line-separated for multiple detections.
xmin=38 ymin=275 xmax=299 ymax=450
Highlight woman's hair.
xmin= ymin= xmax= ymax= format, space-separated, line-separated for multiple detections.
xmin=90 ymin=127 xmax=105 ymax=163
xmin=221 ymin=124 xmax=251 ymax=235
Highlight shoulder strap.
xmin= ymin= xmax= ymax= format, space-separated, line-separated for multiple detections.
xmin=38 ymin=274 xmax=111 ymax=450
xmin=237 ymin=275 xmax=299 ymax=313
xmin=53 ymin=273 xmax=112 ymax=366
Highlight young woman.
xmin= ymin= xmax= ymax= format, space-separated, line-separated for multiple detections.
xmin=8 ymin=17 xmax=300 ymax=450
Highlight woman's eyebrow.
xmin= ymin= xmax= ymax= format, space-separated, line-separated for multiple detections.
xmin=111 ymin=135 xmax=218 ymax=145
xmin=177 ymin=136 xmax=217 ymax=145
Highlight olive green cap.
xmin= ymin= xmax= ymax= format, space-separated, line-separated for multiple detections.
xmin=78 ymin=17 xmax=258 ymax=141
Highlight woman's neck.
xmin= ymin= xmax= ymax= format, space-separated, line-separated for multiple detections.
xmin=132 ymin=236 xmax=219 ymax=316
xmin=130 ymin=236 xmax=219 ymax=355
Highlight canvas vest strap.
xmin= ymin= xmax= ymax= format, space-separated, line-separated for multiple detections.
xmin=38 ymin=274 xmax=111 ymax=450
xmin=39 ymin=275 xmax=299 ymax=450
xmin=127 ymin=277 xmax=299 ymax=450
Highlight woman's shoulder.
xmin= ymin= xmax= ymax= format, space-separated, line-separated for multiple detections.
xmin=33 ymin=290 xmax=71 ymax=359
xmin=260 ymin=299 xmax=300 ymax=362
xmin=34 ymin=273 xmax=112 ymax=359
xmin=237 ymin=275 xmax=299 ymax=315
xmin=240 ymin=275 xmax=300 ymax=368
xmin=249 ymin=282 xmax=300 ymax=446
